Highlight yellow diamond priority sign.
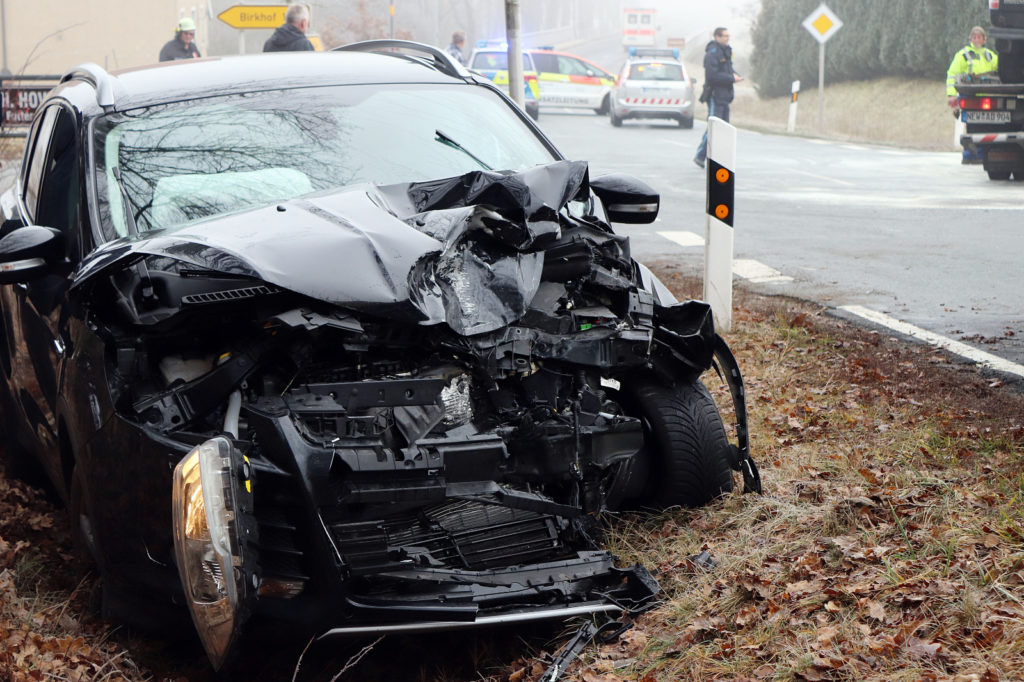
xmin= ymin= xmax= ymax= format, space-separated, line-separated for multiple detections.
xmin=217 ymin=4 xmax=288 ymax=30
xmin=802 ymin=3 xmax=842 ymax=44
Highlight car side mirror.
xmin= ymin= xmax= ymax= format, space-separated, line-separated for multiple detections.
xmin=590 ymin=174 xmax=659 ymax=224
xmin=0 ymin=225 xmax=64 ymax=284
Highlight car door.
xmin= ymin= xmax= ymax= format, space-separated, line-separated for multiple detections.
xmin=2 ymin=102 xmax=81 ymax=480
xmin=556 ymin=55 xmax=614 ymax=109
xmin=530 ymin=52 xmax=570 ymax=107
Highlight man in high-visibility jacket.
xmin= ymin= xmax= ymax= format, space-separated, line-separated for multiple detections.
xmin=946 ymin=26 xmax=998 ymax=109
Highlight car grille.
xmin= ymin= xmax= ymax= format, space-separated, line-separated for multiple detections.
xmin=326 ymin=497 xmax=566 ymax=573
xmin=181 ymin=284 xmax=279 ymax=305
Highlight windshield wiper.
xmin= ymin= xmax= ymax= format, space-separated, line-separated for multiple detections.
xmin=435 ymin=129 xmax=492 ymax=171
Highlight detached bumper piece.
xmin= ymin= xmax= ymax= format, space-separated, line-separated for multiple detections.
xmin=316 ymin=555 xmax=660 ymax=637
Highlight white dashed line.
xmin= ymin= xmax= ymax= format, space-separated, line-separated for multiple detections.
xmin=840 ymin=305 xmax=1024 ymax=379
xmin=657 ymin=230 xmax=704 ymax=247
xmin=733 ymin=259 xmax=793 ymax=284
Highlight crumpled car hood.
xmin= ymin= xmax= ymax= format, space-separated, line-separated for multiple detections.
xmin=75 ymin=160 xmax=590 ymax=335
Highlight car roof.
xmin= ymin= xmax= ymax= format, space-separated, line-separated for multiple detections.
xmin=623 ymin=57 xmax=687 ymax=71
xmin=61 ymin=51 xmax=463 ymax=113
xmin=625 ymin=56 xmax=683 ymax=65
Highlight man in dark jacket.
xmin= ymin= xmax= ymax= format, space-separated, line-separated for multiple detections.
xmin=159 ymin=18 xmax=201 ymax=62
xmin=694 ymin=27 xmax=743 ymax=168
xmin=263 ymin=4 xmax=314 ymax=52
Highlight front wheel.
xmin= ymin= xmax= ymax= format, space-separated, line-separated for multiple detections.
xmin=594 ymin=95 xmax=610 ymax=116
xmin=623 ymin=379 xmax=734 ymax=508
xmin=610 ymin=111 xmax=623 ymax=127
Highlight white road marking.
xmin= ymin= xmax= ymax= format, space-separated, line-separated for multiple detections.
xmin=733 ymin=259 xmax=793 ymax=283
xmin=840 ymin=305 xmax=1024 ymax=379
xmin=787 ymin=168 xmax=857 ymax=186
xmin=658 ymin=230 xmax=704 ymax=247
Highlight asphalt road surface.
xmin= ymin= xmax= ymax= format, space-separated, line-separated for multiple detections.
xmin=530 ymin=74 xmax=1024 ymax=372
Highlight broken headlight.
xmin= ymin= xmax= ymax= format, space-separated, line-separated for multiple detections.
xmin=172 ymin=436 xmax=255 ymax=669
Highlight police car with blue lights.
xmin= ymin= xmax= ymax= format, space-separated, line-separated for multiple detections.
xmin=467 ymin=40 xmax=541 ymax=120
xmin=610 ymin=47 xmax=696 ymax=128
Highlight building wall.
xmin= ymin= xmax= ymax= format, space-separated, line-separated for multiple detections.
xmin=1 ymin=0 xmax=210 ymax=75
xmin=0 ymin=0 xmax=618 ymax=76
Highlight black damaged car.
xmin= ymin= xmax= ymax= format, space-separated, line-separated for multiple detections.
xmin=0 ymin=42 xmax=759 ymax=669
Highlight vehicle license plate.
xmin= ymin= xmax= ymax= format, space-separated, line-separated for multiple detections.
xmin=965 ymin=110 xmax=1011 ymax=123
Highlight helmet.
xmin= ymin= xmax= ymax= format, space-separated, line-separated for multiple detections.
xmin=177 ymin=17 xmax=196 ymax=32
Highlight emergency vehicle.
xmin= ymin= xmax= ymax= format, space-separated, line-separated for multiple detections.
xmin=610 ymin=47 xmax=696 ymax=128
xmin=957 ymin=1 xmax=1024 ymax=180
xmin=467 ymin=42 xmax=541 ymax=120
xmin=529 ymin=48 xmax=617 ymax=114
xmin=622 ymin=8 xmax=657 ymax=48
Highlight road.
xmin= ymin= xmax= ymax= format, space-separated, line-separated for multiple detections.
xmin=528 ymin=39 xmax=1024 ymax=371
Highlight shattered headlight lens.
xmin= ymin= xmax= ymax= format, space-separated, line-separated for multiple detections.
xmin=440 ymin=373 xmax=473 ymax=426
xmin=172 ymin=436 xmax=249 ymax=669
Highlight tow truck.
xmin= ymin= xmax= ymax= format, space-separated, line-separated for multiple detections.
xmin=957 ymin=1 xmax=1024 ymax=180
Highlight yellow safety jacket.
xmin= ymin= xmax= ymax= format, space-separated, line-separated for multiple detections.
xmin=946 ymin=44 xmax=998 ymax=96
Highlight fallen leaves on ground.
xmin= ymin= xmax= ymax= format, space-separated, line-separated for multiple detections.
xmin=2 ymin=269 xmax=1024 ymax=681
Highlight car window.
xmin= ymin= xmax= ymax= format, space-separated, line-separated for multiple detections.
xmin=628 ymin=62 xmax=684 ymax=81
xmin=22 ymin=106 xmax=59 ymax=220
xmin=470 ymin=52 xmax=534 ymax=71
xmin=471 ymin=52 xmax=505 ymax=70
xmin=34 ymin=107 xmax=81 ymax=234
xmin=92 ymin=83 xmax=556 ymax=239
xmin=530 ymin=53 xmax=558 ymax=73
xmin=556 ymin=56 xmax=591 ymax=77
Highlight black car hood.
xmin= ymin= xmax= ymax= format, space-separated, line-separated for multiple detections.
xmin=74 ymin=161 xmax=590 ymax=335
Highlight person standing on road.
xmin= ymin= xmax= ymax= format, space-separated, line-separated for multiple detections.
xmin=693 ymin=27 xmax=742 ymax=169
xmin=447 ymin=30 xmax=467 ymax=66
xmin=263 ymin=4 xmax=314 ymax=53
xmin=158 ymin=18 xmax=201 ymax=62
xmin=946 ymin=26 xmax=998 ymax=109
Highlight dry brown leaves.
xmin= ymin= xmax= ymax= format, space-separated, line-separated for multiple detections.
xmin=0 ymin=464 xmax=147 ymax=681
xmin=3 ymin=271 xmax=1024 ymax=681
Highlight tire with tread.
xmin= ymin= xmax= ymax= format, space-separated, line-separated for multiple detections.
xmin=595 ymin=95 xmax=610 ymax=116
xmin=610 ymin=111 xmax=623 ymax=127
xmin=987 ymin=168 xmax=1011 ymax=180
xmin=626 ymin=379 xmax=733 ymax=508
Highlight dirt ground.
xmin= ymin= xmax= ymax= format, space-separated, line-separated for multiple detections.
xmin=2 ymin=266 xmax=1023 ymax=681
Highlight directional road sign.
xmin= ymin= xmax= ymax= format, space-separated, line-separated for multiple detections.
xmin=217 ymin=5 xmax=288 ymax=30
xmin=802 ymin=3 xmax=843 ymax=44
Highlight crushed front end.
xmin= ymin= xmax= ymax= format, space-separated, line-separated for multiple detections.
xmin=76 ymin=160 xmax=757 ymax=667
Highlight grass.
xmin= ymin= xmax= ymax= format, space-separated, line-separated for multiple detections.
xmin=685 ymin=69 xmax=959 ymax=152
xmin=4 ymin=278 xmax=1023 ymax=680
xmin=570 ymin=272 xmax=1024 ymax=681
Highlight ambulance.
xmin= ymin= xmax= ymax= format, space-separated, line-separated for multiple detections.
xmin=622 ymin=8 xmax=657 ymax=48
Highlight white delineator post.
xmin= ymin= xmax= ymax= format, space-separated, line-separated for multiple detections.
xmin=703 ymin=116 xmax=737 ymax=333
xmin=787 ymin=80 xmax=800 ymax=132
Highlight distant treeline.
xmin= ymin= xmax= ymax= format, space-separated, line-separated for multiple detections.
xmin=750 ymin=0 xmax=989 ymax=98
